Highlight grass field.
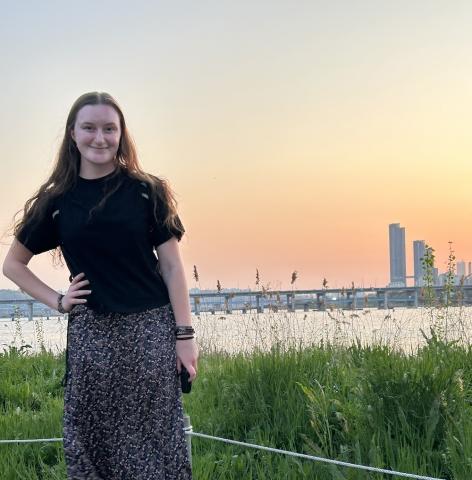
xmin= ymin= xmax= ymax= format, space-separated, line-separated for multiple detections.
xmin=1 ymin=304 xmax=471 ymax=479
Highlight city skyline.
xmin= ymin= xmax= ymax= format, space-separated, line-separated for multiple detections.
xmin=1 ymin=221 xmax=469 ymax=292
xmin=389 ymin=223 xmax=471 ymax=288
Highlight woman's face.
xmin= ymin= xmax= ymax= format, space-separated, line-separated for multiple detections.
xmin=71 ymin=104 xmax=121 ymax=170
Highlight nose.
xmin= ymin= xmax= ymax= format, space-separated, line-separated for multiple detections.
xmin=94 ymin=130 xmax=106 ymax=145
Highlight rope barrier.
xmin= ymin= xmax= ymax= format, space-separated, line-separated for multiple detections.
xmin=0 ymin=437 xmax=63 ymax=444
xmin=188 ymin=432 xmax=445 ymax=480
xmin=0 ymin=433 xmax=445 ymax=480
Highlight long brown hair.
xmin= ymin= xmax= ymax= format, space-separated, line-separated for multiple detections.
xmin=7 ymin=91 xmax=184 ymax=266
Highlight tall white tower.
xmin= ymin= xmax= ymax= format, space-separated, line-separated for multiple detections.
xmin=413 ymin=240 xmax=426 ymax=286
xmin=389 ymin=223 xmax=406 ymax=287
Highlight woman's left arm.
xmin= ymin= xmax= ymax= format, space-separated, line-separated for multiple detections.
xmin=157 ymin=238 xmax=198 ymax=381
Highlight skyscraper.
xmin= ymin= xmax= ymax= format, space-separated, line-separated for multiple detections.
xmin=457 ymin=260 xmax=466 ymax=278
xmin=389 ymin=223 xmax=406 ymax=287
xmin=413 ymin=240 xmax=426 ymax=286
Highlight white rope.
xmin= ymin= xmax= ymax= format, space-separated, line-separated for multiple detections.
xmin=0 ymin=433 xmax=445 ymax=480
xmin=0 ymin=437 xmax=64 ymax=444
xmin=189 ymin=432 xmax=445 ymax=480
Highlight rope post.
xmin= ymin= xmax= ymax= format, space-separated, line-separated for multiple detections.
xmin=28 ymin=301 xmax=34 ymax=322
xmin=183 ymin=414 xmax=192 ymax=467
xmin=225 ymin=295 xmax=232 ymax=314
xmin=256 ymin=294 xmax=263 ymax=313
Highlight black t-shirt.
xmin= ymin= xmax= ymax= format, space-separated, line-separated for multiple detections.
xmin=16 ymin=168 xmax=185 ymax=314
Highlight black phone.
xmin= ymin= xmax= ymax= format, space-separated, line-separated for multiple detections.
xmin=180 ymin=366 xmax=192 ymax=394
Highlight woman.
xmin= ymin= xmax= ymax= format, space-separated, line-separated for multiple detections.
xmin=2 ymin=91 xmax=197 ymax=479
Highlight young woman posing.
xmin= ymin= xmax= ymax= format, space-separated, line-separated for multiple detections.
xmin=2 ymin=91 xmax=197 ymax=479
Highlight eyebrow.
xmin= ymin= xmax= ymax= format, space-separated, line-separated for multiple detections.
xmin=80 ymin=121 xmax=119 ymax=127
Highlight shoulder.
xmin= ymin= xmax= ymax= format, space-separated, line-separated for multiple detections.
xmin=124 ymin=174 xmax=152 ymax=201
xmin=122 ymin=170 xmax=147 ymax=188
xmin=125 ymin=173 xmax=166 ymax=204
xmin=39 ymin=191 xmax=61 ymax=215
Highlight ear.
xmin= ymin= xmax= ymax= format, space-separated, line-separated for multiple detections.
xmin=70 ymin=129 xmax=75 ymax=141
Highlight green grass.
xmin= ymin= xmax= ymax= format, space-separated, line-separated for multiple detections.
xmin=2 ymin=333 xmax=472 ymax=479
xmin=0 ymin=346 xmax=67 ymax=480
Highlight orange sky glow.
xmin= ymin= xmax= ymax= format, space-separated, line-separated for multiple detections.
xmin=1 ymin=3 xmax=471 ymax=291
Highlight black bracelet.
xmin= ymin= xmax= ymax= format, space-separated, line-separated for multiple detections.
xmin=176 ymin=336 xmax=195 ymax=341
xmin=175 ymin=326 xmax=195 ymax=335
xmin=57 ymin=294 xmax=67 ymax=314
xmin=176 ymin=332 xmax=196 ymax=338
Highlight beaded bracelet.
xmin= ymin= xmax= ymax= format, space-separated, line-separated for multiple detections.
xmin=175 ymin=326 xmax=195 ymax=335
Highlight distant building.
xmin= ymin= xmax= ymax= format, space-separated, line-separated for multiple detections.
xmin=413 ymin=240 xmax=426 ymax=286
xmin=438 ymin=271 xmax=461 ymax=287
xmin=457 ymin=260 xmax=466 ymax=278
xmin=468 ymin=262 xmax=472 ymax=276
xmin=389 ymin=223 xmax=406 ymax=287
xmin=437 ymin=273 xmax=449 ymax=286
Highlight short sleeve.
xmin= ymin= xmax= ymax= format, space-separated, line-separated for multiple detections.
xmin=151 ymin=210 xmax=185 ymax=248
xmin=16 ymin=199 xmax=60 ymax=255
xmin=139 ymin=181 xmax=185 ymax=248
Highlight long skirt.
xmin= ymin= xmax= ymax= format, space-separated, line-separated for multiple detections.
xmin=62 ymin=302 xmax=193 ymax=479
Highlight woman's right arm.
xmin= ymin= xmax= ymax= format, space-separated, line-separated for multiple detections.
xmin=2 ymin=239 xmax=90 ymax=312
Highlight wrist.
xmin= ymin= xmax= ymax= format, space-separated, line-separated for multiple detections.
xmin=57 ymin=293 xmax=67 ymax=314
xmin=175 ymin=325 xmax=195 ymax=334
xmin=175 ymin=325 xmax=196 ymax=341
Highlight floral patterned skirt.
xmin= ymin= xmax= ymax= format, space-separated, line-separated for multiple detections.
xmin=62 ymin=302 xmax=192 ymax=479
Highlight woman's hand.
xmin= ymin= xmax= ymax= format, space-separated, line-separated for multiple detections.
xmin=62 ymin=272 xmax=92 ymax=312
xmin=176 ymin=337 xmax=199 ymax=383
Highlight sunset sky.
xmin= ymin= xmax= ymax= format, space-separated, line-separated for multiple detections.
xmin=1 ymin=2 xmax=471 ymax=291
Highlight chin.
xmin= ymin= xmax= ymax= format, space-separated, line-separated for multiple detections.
xmin=84 ymin=157 xmax=115 ymax=166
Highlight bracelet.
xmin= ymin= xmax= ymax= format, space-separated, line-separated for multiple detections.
xmin=175 ymin=326 xmax=195 ymax=336
xmin=57 ymin=294 xmax=67 ymax=314
xmin=176 ymin=335 xmax=196 ymax=341
xmin=175 ymin=325 xmax=194 ymax=331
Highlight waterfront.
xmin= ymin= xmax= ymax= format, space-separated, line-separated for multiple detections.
xmin=2 ymin=306 xmax=471 ymax=356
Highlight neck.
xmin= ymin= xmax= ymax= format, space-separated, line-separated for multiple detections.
xmin=79 ymin=162 xmax=117 ymax=180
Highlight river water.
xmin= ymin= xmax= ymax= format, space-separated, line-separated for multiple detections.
xmin=1 ymin=306 xmax=471 ymax=357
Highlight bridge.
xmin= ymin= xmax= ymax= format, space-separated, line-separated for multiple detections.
xmin=4 ymin=285 xmax=472 ymax=320
xmin=189 ymin=285 xmax=472 ymax=315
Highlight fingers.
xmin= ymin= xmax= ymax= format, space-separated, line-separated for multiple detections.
xmin=182 ymin=362 xmax=197 ymax=382
xmin=69 ymin=297 xmax=89 ymax=305
xmin=70 ymin=288 xmax=92 ymax=296
xmin=72 ymin=280 xmax=90 ymax=289
xmin=177 ymin=358 xmax=198 ymax=382
xmin=65 ymin=273 xmax=92 ymax=309
xmin=71 ymin=273 xmax=90 ymax=289
xmin=71 ymin=272 xmax=85 ymax=284
xmin=186 ymin=364 xmax=197 ymax=382
xmin=69 ymin=274 xmax=91 ymax=292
